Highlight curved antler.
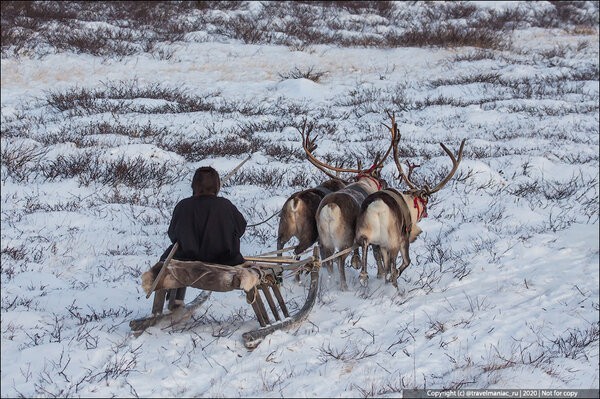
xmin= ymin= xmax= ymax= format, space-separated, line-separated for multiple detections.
xmin=300 ymin=121 xmax=355 ymax=179
xmin=426 ymin=139 xmax=466 ymax=195
xmin=367 ymin=121 xmax=396 ymax=175
xmin=299 ymin=117 xmax=397 ymax=179
xmin=384 ymin=111 xmax=418 ymax=190
xmin=385 ymin=111 xmax=465 ymax=195
xmin=299 ymin=119 xmax=363 ymax=175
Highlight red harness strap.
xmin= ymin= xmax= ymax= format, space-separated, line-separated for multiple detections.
xmin=413 ymin=197 xmax=428 ymax=219
xmin=356 ymin=174 xmax=381 ymax=190
xmin=355 ymin=163 xmax=381 ymax=190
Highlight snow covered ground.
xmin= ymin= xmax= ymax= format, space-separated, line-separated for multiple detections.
xmin=1 ymin=1 xmax=598 ymax=397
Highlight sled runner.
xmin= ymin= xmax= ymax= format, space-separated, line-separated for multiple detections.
xmin=130 ymin=246 xmax=321 ymax=349
xmin=129 ymin=290 xmax=212 ymax=332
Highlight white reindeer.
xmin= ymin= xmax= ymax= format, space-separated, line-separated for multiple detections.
xmin=355 ymin=113 xmax=465 ymax=287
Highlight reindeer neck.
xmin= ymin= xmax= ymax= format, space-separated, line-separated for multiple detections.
xmin=311 ymin=185 xmax=333 ymax=198
xmin=355 ymin=176 xmax=380 ymax=194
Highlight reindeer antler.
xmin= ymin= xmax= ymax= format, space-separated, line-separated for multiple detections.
xmin=425 ymin=139 xmax=466 ymax=195
xmin=405 ymin=160 xmax=421 ymax=182
xmin=385 ymin=111 xmax=465 ymax=196
xmin=368 ymin=130 xmax=395 ymax=175
xmin=384 ymin=111 xmax=418 ymax=190
xmin=300 ymin=117 xmax=397 ymax=179
xmin=299 ymin=119 xmax=364 ymax=175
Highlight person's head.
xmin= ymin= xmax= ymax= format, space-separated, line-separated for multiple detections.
xmin=192 ymin=166 xmax=221 ymax=196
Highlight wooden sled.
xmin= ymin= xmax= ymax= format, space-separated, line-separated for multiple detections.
xmin=130 ymin=246 xmax=321 ymax=349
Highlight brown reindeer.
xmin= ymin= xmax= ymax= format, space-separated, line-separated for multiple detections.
xmin=355 ymin=113 xmax=466 ymax=288
xmin=277 ymin=121 xmax=350 ymax=269
xmin=300 ymin=120 xmax=396 ymax=290
xmin=277 ymin=178 xmax=347 ymax=258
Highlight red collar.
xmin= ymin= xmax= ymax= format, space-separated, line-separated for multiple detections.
xmin=413 ymin=197 xmax=428 ymax=219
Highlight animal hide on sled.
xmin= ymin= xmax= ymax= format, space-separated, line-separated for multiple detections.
xmin=141 ymin=260 xmax=275 ymax=294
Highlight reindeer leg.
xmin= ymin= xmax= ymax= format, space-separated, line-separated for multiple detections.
xmin=319 ymin=245 xmax=334 ymax=274
xmin=373 ymin=245 xmax=385 ymax=279
xmin=276 ymin=235 xmax=287 ymax=258
xmin=359 ymin=239 xmax=369 ymax=286
xmin=351 ymin=247 xmax=361 ymax=270
xmin=295 ymin=236 xmax=312 ymax=258
xmin=394 ymin=239 xmax=411 ymax=286
xmin=338 ymin=253 xmax=349 ymax=291
xmin=389 ymin=250 xmax=399 ymax=288
xmin=293 ymin=237 xmax=312 ymax=283
xmin=378 ymin=250 xmax=390 ymax=283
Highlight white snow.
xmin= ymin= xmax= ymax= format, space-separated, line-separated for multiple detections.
xmin=1 ymin=2 xmax=598 ymax=397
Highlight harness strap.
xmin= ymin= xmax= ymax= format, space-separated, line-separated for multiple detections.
xmin=413 ymin=197 xmax=422 ymax=220
xmin=346 ymin=183 xmax=370 ymax=201
xmin=319 ymin=245 xmax=358 ymax=264
xmin=382 ymin=188 xmax=413 ymax=235
xmin=413 ymin=197 xmax=427 ymax=219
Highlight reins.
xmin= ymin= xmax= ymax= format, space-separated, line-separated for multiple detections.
xmin=246 ymin=210 xmax=280 ymax=228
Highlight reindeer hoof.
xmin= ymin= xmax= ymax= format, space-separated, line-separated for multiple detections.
xmin=359 ymin=273 xmax=369 ymax=287
xmin=351 ymin=255 xmax=361 ymax=270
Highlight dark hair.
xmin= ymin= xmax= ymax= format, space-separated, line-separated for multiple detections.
xmin=192 ymin=166 xmax=221 ymax=195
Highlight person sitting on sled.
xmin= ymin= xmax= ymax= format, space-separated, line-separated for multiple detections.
xmin=145 ymin=166 xmax=247 ymax=307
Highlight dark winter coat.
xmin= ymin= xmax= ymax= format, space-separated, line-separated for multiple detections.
xmin=160 ymin=194 xmax=247 ymax=266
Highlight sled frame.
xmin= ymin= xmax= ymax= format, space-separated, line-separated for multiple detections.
xmin=130 ymin=246 xmax=322 ymax=348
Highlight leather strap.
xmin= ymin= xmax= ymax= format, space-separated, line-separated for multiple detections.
xmin=382 ymin=188 xmax=413 ymax=234
xmin=347 ymin=183 xmax=369 ymax=199
xmin=343 ymin=183 xmax=370 ymax=206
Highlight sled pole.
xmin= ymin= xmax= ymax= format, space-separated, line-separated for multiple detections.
xmin=147 ymin=242 xmax=179 ymax=299
xmin=243 ymin=256 xmax=299 ymax=263
xmin=320 ymin=244 xmax=357 ymax=264
xmin=222 ymin=155 xmax=251 ymax=184
xmin=254 ymin=245 xmax=297 ymax=257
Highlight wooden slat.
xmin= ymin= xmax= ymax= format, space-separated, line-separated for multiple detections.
xmin=247 ymin=290 xmax=267 ymax=327
xmin=254 ymin=292 xmax=270 ymax=325
xmin=151 ymin=289 xmax=167 ymax=315
xmin=260 ymin=284 xmax=281 ymax=321
xmin=242 ymin=247 xmax=321 ymax=349
xmin=270 ymin=283 xmax=290 ymax=318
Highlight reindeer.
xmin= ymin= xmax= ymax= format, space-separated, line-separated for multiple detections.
xmin=355 ymin=113 xmax=465 ymax=288
xmin=277 ymin=177 xmax=346 ymax=259
xmin=277 ymin=122 xmax=353 ymax=268
xmin=300 ymin=120 xmax=395 ymax=290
